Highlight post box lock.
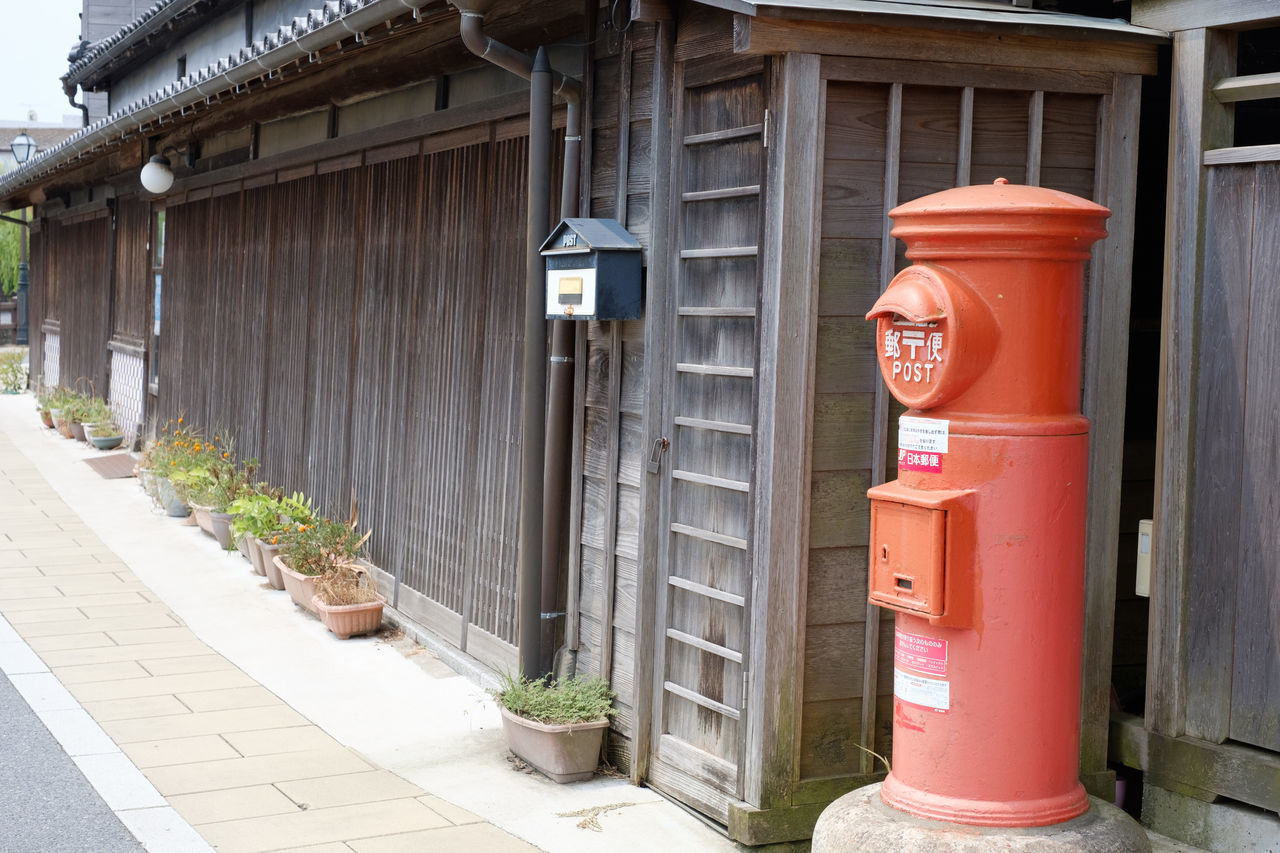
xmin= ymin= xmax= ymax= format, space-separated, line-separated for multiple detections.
xmin=867 ymin=481 xmax=975 ymax=626
xmin=866 ymin=265 xmax=996 ymax=411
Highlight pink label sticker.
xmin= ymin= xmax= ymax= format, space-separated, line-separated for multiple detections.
xmin=898 ymin=447 xmax=942 ymax=473
xmin=895 ymin=629 xmax=948 ymax=677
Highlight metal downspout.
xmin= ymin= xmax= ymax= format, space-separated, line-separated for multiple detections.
xmin=458 ymin=7 xmax=582 ymax=680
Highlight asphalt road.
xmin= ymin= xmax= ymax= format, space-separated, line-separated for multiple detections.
xmin=0 ymin=671 xmax=142 ymax=853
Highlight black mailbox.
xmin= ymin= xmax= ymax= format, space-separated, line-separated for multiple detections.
xmin=540 ymin=218 xmax=642 ymax=320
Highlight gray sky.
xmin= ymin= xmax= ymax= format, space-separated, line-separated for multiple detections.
xmin=0 ymin=0 xmax=86 ymax=126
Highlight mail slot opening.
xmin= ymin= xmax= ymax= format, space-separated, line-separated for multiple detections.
xmin=896 ymin=577 xmax=914 ymax=591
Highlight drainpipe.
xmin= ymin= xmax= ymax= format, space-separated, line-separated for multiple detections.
xmin=63 ymin=82 xmax=89 ymax=128
xmin=458 ymin=7 xmax=583 ymax=681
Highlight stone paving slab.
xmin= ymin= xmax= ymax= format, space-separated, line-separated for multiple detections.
xmin=0 ymin=422 xmax=541 ymax=853
xmin=0 ymin=394 xmax=741 ymax=853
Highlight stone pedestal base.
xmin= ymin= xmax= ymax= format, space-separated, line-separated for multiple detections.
xmin=813 ymin=783 xmax=1151 ymax=853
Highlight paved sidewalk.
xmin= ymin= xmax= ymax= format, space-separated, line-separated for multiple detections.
xmin=0 ymin=395 xmax=734 ymax=853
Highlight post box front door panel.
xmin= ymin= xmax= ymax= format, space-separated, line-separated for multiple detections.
xmin=869 ymin=499 xmax=945 ymax=616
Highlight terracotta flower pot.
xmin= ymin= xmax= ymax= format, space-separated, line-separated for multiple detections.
xmin=497 ymin=707 xmax=609 ymax=783
xmin=55 ymin=416 xmax=74 ymax=439
xmin=258 ymin=539 xmax=285 ymax=589
xmin=274 ymin=556 xmax=320 ymax=613
xmin=190 ymin=504 xmax=214 ymax=535
xmin=39 ymin=409 xmax=54 ymax=429
xmin=210 ymin=512 xmax=235 ymax=550
xmin=311 ymin=595 xmax=384 ymax=640
xmin=243 ymin=534 xmax=265 ymax=575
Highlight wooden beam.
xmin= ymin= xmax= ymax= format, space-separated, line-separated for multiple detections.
xmin=736 ymin=18 xmax=1159 ymax=76
xmin=1214 ymin=71 xmax=1280 ymax=103
xmin=1078 ymin=71 xmax=1143 ymax=801
xmin=745 ymin=50 xmax=823 ymax=812
xmin=1110 ymin=714 xmax=1280 ymax=812
xmin=1132 ymin=0 xmax=1280 ymax=32
xmin=630 ymin=17 xmax=674 ymax=788
xmin=631 ymin=0 xmax=672 ymax=24
xmin=1148 ymin=28 xmax=1235 ymax=738
xmin=861 ymin=81 xmax=901 ymax=776
xmin=1204 ymin=143 xmax=1280 ymax=165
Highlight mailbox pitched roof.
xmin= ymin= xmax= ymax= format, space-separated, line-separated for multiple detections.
xmin=540 ymin=218 xmax=642 ymax=254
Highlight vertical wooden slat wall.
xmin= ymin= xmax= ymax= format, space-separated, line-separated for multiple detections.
xmin=154 ymin=122 xmax=538 ymax=662
xmin=45 ymin=214 xmax=111 ymax=394
xmin=112 ymin=198 xmax=151 ymax=344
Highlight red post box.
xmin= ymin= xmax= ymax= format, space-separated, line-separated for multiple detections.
xmin=864 ymin=179 xmax=1109 ymax=827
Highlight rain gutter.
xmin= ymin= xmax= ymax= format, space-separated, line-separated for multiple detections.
xmin=457 ymin=4 xmax=583 ymax=680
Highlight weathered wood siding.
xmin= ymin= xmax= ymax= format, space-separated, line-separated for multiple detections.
xmin=573 ymin=21 xmax=658 ymax=772
xmin=41 ymin=212 xmax=112 ymax=394
xmin=155 ymin=116 xmax=554 ymax=669
xmin=1184 ymin=161 xmax=1280 ymax=753
xmin=804 ymin=74 xmax=1100 ymax=782
xmin=645 ymin=48 xmax=765 ymax=822
xmin=111 ymin=197 xmax=151 ymax=345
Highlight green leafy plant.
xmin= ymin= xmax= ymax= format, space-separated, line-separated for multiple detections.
xmin=493 ymin=673 xmax=616 ymax=725
xmin=278 ymin=513 xmax=371 ymax=577
xmin=228 ymin=488 xmax=287 ymax=539
xmin=277 ymin=492 xmax=316 ymax=528
xmin=0 ymin=351 xmax=26 ymax=392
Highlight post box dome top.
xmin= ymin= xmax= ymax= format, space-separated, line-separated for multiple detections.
xmin=891 ymin=178 xmax=1110 ymax=217
xmin=889 ymin=179 xmax=1110 ymax=260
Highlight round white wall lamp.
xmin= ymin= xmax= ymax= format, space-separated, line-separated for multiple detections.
xmin=140 ymin=154 xmax=175 ymax=194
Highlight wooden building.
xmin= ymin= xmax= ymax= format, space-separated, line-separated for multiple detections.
xmin=1109 ymin=1 xmax=1280 ymax=847
xmin=12 ymin=0 xmax=1273 ymax=848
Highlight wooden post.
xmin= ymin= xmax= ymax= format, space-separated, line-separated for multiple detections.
xmin=1078 ymin=71 xmax=1143 ymax=800
xmin=1148 ymin=28 xmax=1234 ymax=739
xmin=746 ymin=51 xmax=823 ymax=810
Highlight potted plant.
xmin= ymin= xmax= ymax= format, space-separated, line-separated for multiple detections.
xmin=493 ymin=673 xmax=615 ymax=783
xmin=202 ymin=457 xmax=258 ymax=550
xmin=249 ymin=492 xmax=315 ymax=589
xmin=274 ymin=513 xmax=370 ymax=613
xmin=227 ymin=486 xmax=292 ymax=576
xmin=311 ymin=563 xmax=384 ymax=639
xmin=76 ymin=395 xmax=113 ymax=443
xmin=48 ymin=386 xmax=74 ymax=436
xmin=35 ymin=384 xmax=55 ymax=429
xmin=138 ymin=418 xmax=216 ymax=518
xmin=84 ymin=420 xmax=125 ymax=451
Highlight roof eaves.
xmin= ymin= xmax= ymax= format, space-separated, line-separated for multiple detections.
xmin=695 ymin=0 xmax=1169 ymax=41
xmin=4 ymin=0 xmax=438 ymax=206
xmin=63 ymin=0 xmax=211 ymax=92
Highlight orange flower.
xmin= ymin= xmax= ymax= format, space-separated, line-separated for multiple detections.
xmin=222 ymin=452 xmax=229 ymax=459
xmin=178 ymin=417 xmax=183 ymax=424
xmin=170 ymin=461 xmax=176 ymax=466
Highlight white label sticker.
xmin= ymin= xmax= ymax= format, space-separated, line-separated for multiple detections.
xmin=899 ymin=416 xmax=949 ymax=454
xmin=894 ymin=667 xmax=950 ymax=712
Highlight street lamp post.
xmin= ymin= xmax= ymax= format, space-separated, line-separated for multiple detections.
xmin=10 ymin=132 xmax=36 ymax=347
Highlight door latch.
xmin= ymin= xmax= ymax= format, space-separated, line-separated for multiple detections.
xmin=647 ymin=437 xmax=669 ymax=474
